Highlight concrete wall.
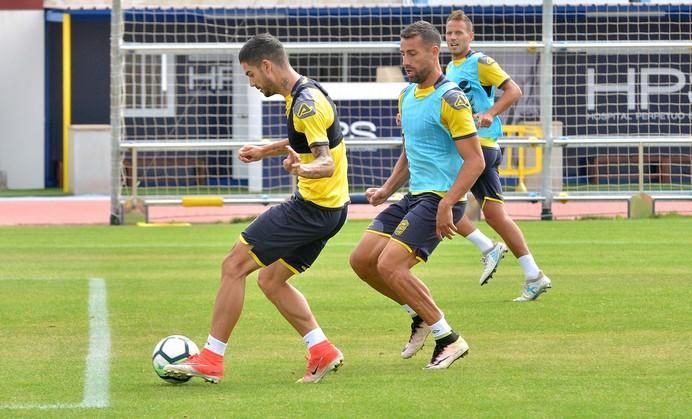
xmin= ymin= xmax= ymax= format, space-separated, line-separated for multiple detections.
xmin=0 ymin=11 xmax=44 ymax=189
xmin=69 ymin=125 xmax=110 ymax=195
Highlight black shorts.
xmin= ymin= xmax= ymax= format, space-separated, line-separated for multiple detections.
xmin=366 ymin=193 xmax=466 ymax=262
xmin=240 ymin=193 xmax=348 ymax=273
xmin=470 ymin=146 xmax=504 ymax=205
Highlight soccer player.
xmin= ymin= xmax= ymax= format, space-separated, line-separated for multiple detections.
xmin=165 ymin=33 xmax=349 ymax=384
xmin=350 ymin=21 xmax=485 ymax=368
xmin=445 ymin=10 xmax=552 ymax=301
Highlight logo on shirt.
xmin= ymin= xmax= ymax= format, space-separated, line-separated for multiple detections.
xmin=478 ymin=55 xmax=496 ymax=65
xmin=446 ymin=91 xmax=471 ymax=110
xmin=394 ymin=220 xmax=409 ymax=236
xmin=296 ymin=102 xmax=316 ymax=119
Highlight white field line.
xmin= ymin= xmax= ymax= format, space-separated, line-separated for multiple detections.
xmin=0 ymin=277 xmax=85 ymax=281
xmin=0 ymin=403 xmax=82 ymax=410
xmin=80 ymin=278 xmax=111 ymax=408
xmin=0 ymin=278 xmax=111 ymax=410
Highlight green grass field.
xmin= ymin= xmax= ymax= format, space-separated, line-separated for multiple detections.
xmin=0 ymin=218 xmax=690 ymax=417
xmin=0 ymin=188 xmax=69 ymax=198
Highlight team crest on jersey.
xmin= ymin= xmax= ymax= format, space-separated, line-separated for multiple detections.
xmin=394 ymin=220 xmax=409 ymax=236
xmin=296 ymin=102 xmax=316 ymax=119
xmin=478 ymin=55 xmax=496 ymax=65
xmin=444 ymin=90 xmax=471 ymax=110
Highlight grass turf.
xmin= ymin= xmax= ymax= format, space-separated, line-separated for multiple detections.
xmin=0 ymin=188 xmax=70 ymax=198
xmin=0 ymin=217 xmax=690 ymax=417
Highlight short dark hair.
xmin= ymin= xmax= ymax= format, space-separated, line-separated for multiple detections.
xmin=238 ymin=33 xmax=288 ymax=67
xmin=400 ymin=20 xmax=442 ymax=47
xmin=447 ymin=10 xmax=474 ymax=32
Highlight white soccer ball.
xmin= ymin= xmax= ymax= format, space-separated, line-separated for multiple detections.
xmin=151 ymin=335 xmax=200 ymax=384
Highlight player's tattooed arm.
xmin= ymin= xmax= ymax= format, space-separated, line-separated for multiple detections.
xmin=283 ymin=144 xmax=334 ymax=178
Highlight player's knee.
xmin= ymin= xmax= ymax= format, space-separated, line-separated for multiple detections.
xmin=375 ymin=257 xmax=400 ymax=281
xmin=483 ymin=211 xmax=499 ymax=225
xmin=220 ymin=252 xmax=250 ymax=283
xmin=348 ymin=252 xmax=362 ymax=274
xmin=256 ymin=275 xmax=276 ymax=297
xmin=349 ymin=248 xmax=372 ymax=278
xmin=486 ymin=213 xmax=510 ymax=229
xmin=483 ymin=205 xmax=509 ymax=225
xmin=220 ymin=254 xmax=234 ymax=276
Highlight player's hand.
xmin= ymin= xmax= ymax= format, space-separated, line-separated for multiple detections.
xmin=238 ymin=145 xmax=263 ymax=163
xmin=473 ymin=112 xmax=493 ymax=129
xmin=435 ymin=203 xmax=457 ymax=240
xmin=365 ymin=187 xmax=388 ymax=206
xmin=395 ymin=112 xmax=401 ymax=127
xmin=282 ymin=145 xmax=302 ymax=175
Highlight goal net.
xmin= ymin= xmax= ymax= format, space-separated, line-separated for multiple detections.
xmin=552 ymin=4 xmax=691 ymax=195
xmin=111 ymin=2 xmax=691 ymax=223
xmin=111 ymin=4 xmax=547 ymax=217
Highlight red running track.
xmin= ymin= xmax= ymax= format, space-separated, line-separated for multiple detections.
xmin=1 ymin=196 xmax=690 ymax=226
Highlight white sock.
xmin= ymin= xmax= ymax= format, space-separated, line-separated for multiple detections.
xmin=303 ymin=328 xmax=327 ymax=349
xmin=204 ymin=334 xmax=227 ymax=356
xmin=402 ymin=304 xmax=418 ymax=317
xmin=465 ymin=229 xmax=495 ymax=254
xmin=428 ymin=317 xmax=452 ymax=339
xmin=518 ymin=254 xmax=541 ymax=280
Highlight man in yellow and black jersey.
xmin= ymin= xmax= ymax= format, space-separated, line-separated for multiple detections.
xmin=281 ymin=77 xmax=349 ymax=208
xmin=445 ymin=10 xmax=552 ymax=301
xmin=350 ymin=21 xmax=485 ymax=370
xmin=165 ymin=34 xmax=347 ymax=386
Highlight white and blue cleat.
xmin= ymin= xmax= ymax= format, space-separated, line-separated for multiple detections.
xmin=513 ymin=272 xmax=552 ymax=302
xmin=479 ymin=242 xmax=508 ymax=286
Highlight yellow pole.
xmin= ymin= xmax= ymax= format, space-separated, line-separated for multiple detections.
xmin=62 ymin=13 xmax=72 ymax=192
xmin=517 ymin=147 xmax=527 ymax=192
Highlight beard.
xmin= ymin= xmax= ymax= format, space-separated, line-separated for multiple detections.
xmin=259 ymin=84 xmax=276 ymax=97
xmin=406 ymin=66 xmax=431 ymax=84
xmin=256 ymin=76 xmax=279 ymax=97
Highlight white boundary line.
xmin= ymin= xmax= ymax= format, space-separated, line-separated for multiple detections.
xmin=0 ymin=278 xmax=111 ymax=410
xmin=81 ymin=278 xmax=111 ymax=408
xmin=0 ymin=277 xmax=84 ymax=281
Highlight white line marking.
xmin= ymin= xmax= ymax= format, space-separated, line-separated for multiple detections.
xmin=0 ymin=403 xmax=81 ymax=410
xmin=0 ymin=278 xmax=111 ymax=410
xmin=80 ymin=278 xmax=111 ymax=408
xmin=0 ymin=277 xmax=83 ymax=281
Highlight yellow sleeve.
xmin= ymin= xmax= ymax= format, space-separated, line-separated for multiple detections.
xmin=292 ymin=88 xmax=334 ymax=146
xmin=440 ymin=90 xmax=477 ymax=139
xmin=478 ymin=55 xmax=511 ymax=88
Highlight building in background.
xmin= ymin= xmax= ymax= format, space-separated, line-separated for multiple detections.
xmin=0 ymin=0 xmax=44 ymax=189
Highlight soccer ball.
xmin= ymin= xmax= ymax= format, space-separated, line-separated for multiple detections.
xmin=151 ymin=335 xmax=200 ymax=384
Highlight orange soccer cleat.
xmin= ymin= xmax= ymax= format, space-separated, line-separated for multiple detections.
xmin=297 ymin=340 xmax=344 ymax=384
xmin=164 ymin=348 xmax=224 ymax=384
